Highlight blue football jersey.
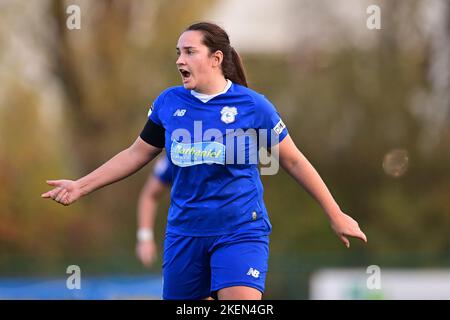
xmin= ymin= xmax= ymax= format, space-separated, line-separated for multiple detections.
xmin=148 ymin=81 xmax=288 ymax=236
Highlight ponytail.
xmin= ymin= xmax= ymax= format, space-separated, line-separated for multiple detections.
xmin=186 ymin=22 xmax=248 ymax=87
xmin=229 ymin=47 xmax=248 ymax=87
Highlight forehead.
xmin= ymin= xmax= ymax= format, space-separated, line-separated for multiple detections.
xmin=176 ymin=30 xmax=205 ymax=48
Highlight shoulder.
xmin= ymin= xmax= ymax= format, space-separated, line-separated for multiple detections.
xmin=148 ymin=86 xmax=186 ymax=120
xmin=155 ymin=86 xmax=187 ymax=104
xmin=231 ymin=84 xmax=272 ymax=107
xmin=150 ymin=86 xmax=188 ymax=119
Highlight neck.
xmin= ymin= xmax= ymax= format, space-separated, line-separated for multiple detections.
xmin=195 ymin=77 xmax=228 ymax=95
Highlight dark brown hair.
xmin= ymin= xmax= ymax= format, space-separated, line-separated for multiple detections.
xmin=186 ymin=22 xmax=248 ymax=87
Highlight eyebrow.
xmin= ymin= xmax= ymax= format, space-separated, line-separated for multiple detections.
xmin=176 ymin=46 xmax=197 ymax=51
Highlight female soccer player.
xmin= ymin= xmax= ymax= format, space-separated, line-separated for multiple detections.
xmin=42 ymin=22 xmax=367 ymax=300
xmin=136 ymin=155 xmax=173 ymax=267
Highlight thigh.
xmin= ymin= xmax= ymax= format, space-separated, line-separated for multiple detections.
xmin=162 ymin=233 xmax=212 ymax=300
xmin=217 ymin=285 xmax=262 ymax=300
xmin=210 ymin=233 xmax=269 ymax=298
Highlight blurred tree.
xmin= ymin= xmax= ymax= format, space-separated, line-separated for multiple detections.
xmin=44 ymin=0 xmax=217 ymax=261
xmin=0 ymin=0 xmax=216 ymax=273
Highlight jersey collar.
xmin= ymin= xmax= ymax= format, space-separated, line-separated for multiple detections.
xmin=190 ymin=79 xmax=232 ymax=103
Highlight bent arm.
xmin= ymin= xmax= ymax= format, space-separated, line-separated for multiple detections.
xmin=136 ymin=175 xmax=167 ymax=266
xmin=137 ymin=175 xmax=167 ymax=231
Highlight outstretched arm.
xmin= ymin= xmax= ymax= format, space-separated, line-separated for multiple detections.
xmin=277 ymin=134 xmax=367 ymax=248
xmin=41 ymin=137 xmax=162 ymax=206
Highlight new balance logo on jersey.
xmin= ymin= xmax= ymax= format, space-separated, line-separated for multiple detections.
xmin=173 ymin=109 xmax=186 ymax=117
xmin=247 ymin=268 xmax=260 ymax=278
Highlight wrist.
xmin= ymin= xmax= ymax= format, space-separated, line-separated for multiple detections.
xmin=137 ymin=228 xmax=154 ymax=242
xmin=75 ymin=179 xmax=89 ymax=196
xmin=325 ymin=205 xmax=342 ymax=220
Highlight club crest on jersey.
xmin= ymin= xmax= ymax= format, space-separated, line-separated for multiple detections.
xmin=220 ymin=106 xmax=237 ymax=124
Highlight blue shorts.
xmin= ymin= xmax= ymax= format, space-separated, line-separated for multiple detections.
xmin=162 ymin=229 xmax=270 ymax=300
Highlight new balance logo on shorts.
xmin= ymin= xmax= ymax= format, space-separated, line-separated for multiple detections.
xmin=247 ymin=267 xmax=260 ymax=278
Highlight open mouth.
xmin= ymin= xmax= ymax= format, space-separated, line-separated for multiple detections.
xmin=179 ymin=68 xmax=191 ymax=81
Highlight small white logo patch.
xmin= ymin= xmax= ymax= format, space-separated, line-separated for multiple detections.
xmin=173 ymin=109 xmax=186 ymax=117
xmin=247 ymin=267 xmax=260 ymax=278
xmin=273 ymin=119 xmax=286 ymax=135
xmin=220 ymin=106 xmax=238 ymax=124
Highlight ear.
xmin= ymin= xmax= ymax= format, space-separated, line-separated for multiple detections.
xmin=211 ymin=50 xmax=224 ymax=68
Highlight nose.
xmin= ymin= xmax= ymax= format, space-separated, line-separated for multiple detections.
xmin=176 ymin=54 xmax=185 ymax=66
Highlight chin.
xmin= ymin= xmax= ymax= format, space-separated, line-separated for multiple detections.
xmin=183 ymin=83 xmax=195 ymax=90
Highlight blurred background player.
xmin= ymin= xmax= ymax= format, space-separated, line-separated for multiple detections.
xmin=136 ymin=155 xmax=173 ymax=267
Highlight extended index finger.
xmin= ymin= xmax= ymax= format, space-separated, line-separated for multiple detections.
xmin=359 ymin=231 xmax=368 ymax=243
xmin=348 ymin=230 xmax=367 ymax=243
xmin=41 ymin=187 xmax=61 ymax=198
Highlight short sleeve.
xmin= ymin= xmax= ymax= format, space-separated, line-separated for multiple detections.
xmin=147 ymin=91 xmax=165 ymax=126
xmin=140 ymin=89 xmax=171 ymax=148
xmin=253 ymin=94 xmax=288 ymax=148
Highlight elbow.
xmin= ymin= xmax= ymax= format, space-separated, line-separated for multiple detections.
xmin=126 ymin=147 xmax=148 ymax=169
xmin=281 ymin=156 xmax=299 ymax=172
xmin=128 ymin=145 xmax=159 ymax=167
xmin=129 ymin=137 xmax=162 ymax=165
